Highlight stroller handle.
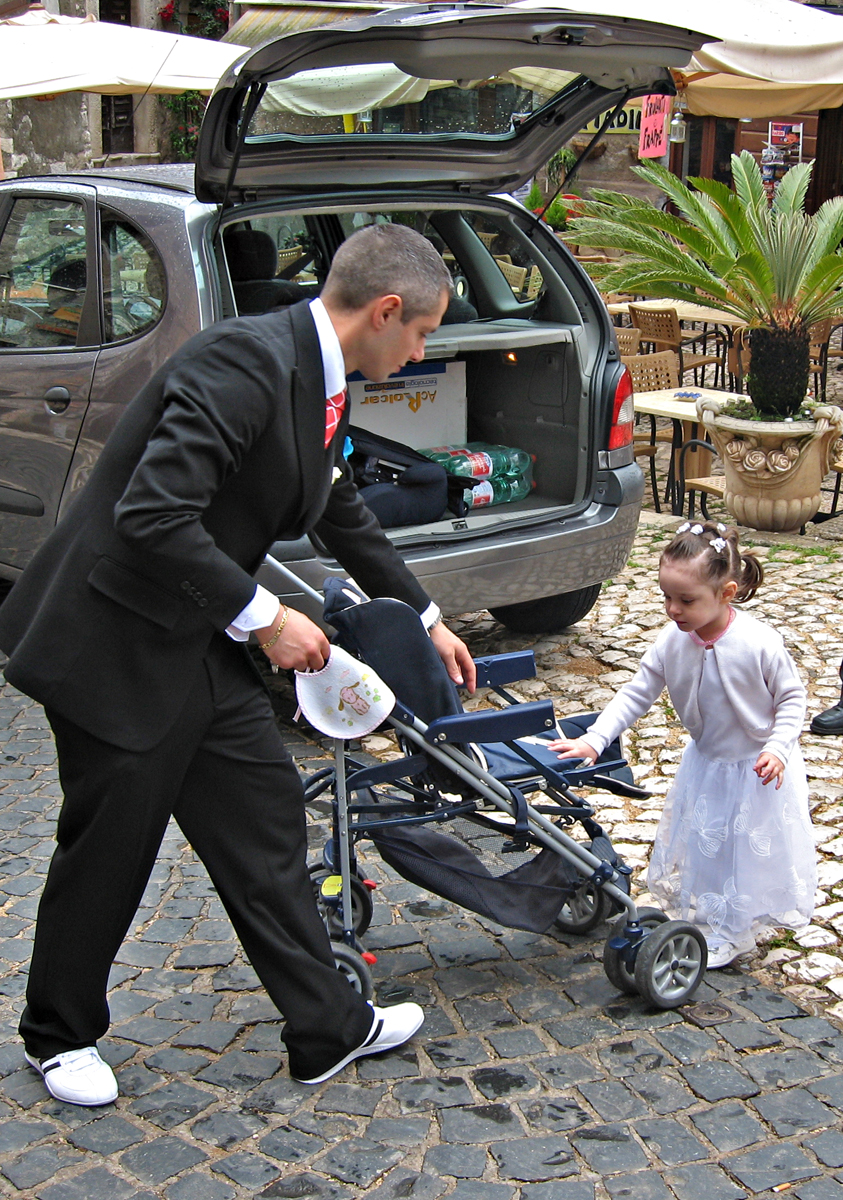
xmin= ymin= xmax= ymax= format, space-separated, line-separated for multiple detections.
xmin=263 ymin=553 xmax=344 ymax=607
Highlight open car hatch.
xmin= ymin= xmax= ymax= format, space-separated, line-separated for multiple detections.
xmin=195 ymin=3 xmax=714 ymax=203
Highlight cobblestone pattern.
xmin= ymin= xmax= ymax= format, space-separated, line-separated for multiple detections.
xmin=0 ymin=513 xmax=842 ymax=1198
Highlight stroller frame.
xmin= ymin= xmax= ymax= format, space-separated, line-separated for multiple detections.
xmin=272 ymin=558 xmax=708 ymax=1011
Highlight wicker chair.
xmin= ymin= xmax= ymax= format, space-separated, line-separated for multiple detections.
xmin=495 ymin=259 xmax=528 ymax=295
xmin=615 ymin=327 xmax=641 ymax=357
xmin=809 ymin=317 xmax=835 ymax=403
xmin=624 ymin=349 xmax=679 ymax=393
xmin=629 ymin=305 xmax=726 ymax=387
xmin=624 ymin=351 xmax=680 ymax=513
xmin=678 ymin=439 xmax=726 ymax=521
xmin=727 ymin=327 xmax=751 ymax=393
xmin=525 ymin=265 xmax=543 ymax=300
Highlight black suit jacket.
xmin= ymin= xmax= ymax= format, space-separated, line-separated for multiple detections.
xmin=0 ymin=303 xmax=430 ymax=751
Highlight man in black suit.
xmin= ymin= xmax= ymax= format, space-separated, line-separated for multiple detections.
xmin=0 ymin=223 xmax=476 ymax=1105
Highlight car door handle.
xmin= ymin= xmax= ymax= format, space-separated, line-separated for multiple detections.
xmin=43 ymin=386 xmax=71 ymax=413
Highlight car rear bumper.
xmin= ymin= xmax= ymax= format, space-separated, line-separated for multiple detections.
xmin=259 ymin=464 xmax=644 ymax=621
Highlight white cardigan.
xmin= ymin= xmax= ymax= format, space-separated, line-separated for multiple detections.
xmin=581 ymin=608 xmax=806 ymax=765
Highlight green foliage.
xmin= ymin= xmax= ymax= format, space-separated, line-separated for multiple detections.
xmin=566 ymin=150 xmax=843 ymax=333
xmin=525 ymin=181 xmax=544 ymax=211
xmin=543 ymin=196 xmax=569 ymax=230
xmin=161 ymin=90 xmax=206 ymax=162
xmin=158 ymin=0 xmax=228 ymax=38
xmin=547 ymin=145 xmax=577 ymax=189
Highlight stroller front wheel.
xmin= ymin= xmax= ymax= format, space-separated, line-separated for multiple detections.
xmin=633 ymin=921 xmax=707 ymax=1009
xmin=331 ymin=941 xmax=374 ymax=1001
xmin=602 ymin=907 xmax=669 ymax=994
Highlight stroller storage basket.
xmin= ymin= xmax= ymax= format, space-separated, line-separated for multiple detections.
xmin=371 ymin=821 xmax=580 ymax=934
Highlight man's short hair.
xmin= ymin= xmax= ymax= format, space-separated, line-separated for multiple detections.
xmin=322 ymin=223 xmax=453 ymax=322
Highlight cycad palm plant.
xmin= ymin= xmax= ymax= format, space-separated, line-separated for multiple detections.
xmin=566 ymin=150 xmax=843 ymax=417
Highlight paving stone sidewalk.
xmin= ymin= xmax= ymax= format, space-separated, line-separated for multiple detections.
xmin=1 ymin=512 xmax=843 ymax=1200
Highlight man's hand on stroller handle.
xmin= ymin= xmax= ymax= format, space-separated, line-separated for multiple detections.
xmin=548 ymin=735 xmax=598 ymax=764
xmin=430 ymin=622 xmax=477 ymax=693
xmin=257 ymin=606 xmax=331 ymax=672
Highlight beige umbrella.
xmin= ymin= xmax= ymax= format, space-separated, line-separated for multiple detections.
xmin=0 ymin=5 xmax=244 ymax=99
xmin=513 ymin=0 xmax=843 ymax=119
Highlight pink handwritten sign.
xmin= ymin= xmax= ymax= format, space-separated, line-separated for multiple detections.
xmin=638 ymin=95 xmax=670 ymax=159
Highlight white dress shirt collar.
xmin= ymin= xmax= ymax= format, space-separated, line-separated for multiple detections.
xmin=309 ymin=297 xmax=346 ymax=398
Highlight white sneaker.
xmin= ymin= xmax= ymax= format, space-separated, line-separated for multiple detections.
xmin=294 ymin=1002 xmax=424 ymax=1085
xmin=25 ymin=1046 xmax=118 ymax=1106
xmin=706 ymin=934 xmax=756 ymax=970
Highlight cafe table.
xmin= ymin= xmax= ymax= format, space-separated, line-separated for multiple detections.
xmin=633 ymin=386 xmax=742 ymax=514
xmin=606 ymin=298 xmax=747 ymax=332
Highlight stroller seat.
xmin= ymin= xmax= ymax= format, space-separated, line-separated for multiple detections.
xmin=323 ymin=579 xmax=631 ymax=783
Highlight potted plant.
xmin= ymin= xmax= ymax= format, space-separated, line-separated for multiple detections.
xmin=564 ymin=151 xmax=843 ymax=530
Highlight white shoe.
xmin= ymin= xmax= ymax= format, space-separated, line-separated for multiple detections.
xmin=706 ymin=934 xmax=755 ymax=969
xmin=25 ymin=1046 xmax=118 ymax=1106
xmin=294 ymin=1002 xmax=424 ymax=1085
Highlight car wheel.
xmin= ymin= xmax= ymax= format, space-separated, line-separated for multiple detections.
xmin=489 ymin=585 xmax=601 ymax=634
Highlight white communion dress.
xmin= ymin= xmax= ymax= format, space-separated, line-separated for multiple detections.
xmin=580 ymin=609 xmax=816 ymax=942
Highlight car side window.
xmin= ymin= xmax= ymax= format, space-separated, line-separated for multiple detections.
xmin=0 ymin=197 xmax=88 ymax=350
xmin=470 ymin=217 xmax=543 ymax=304
xmin=100 ymin=214 xmax=165 ymax=343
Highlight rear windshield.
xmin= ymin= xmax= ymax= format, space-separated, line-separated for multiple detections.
xmin=246 ymin=67 xmax=574 ymax=140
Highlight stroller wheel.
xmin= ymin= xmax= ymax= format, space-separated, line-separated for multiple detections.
xmin=602 ymin=908 xmax=669 ymax=994
xmin=331 ymin=941 xmax=374 ymax=1001
xmin=554 ymin=883 xmax=611 ymax=934
xmin=309 ymin=867 xmax=374 ymax=937
xmin=633 ymin=921 xmax=707 ymax=1009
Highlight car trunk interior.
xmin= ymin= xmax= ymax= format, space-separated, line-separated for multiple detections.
xmin=222 ymin=198 xmax=600 ymax=545
xmin=368 ymin=316 xmax=586 ymax=546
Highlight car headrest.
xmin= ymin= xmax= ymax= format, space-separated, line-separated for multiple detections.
xmin=224 ymin=229 xmax=278 ymax=282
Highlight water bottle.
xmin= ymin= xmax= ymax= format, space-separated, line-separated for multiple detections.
xmin=422 ymin=446 xmax=494 ymax=479
xmin=422 ymin=442 xmax=534 ymax=481
xmin=463 ymin=474 xmax=533 ymax=509
xmin=468 ymin=442 xmax=534 ymax=477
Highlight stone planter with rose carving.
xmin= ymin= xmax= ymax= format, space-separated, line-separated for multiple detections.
xmin=697 ymin=397 xmax=843 ymax=533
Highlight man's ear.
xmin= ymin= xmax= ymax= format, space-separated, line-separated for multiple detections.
xmin=371 ymin=294 xmax=403 ymax=329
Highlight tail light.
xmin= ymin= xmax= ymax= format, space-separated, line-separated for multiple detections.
xmin=609 ymin=366 xmax=634 ymax=451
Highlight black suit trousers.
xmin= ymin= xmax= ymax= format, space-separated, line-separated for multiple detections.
xmin=20 ymin=634 xmax=374 ymax=1080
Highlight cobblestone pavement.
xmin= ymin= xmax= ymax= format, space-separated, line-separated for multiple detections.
xmin=1 ymin=512 xmax=843 ymax=1200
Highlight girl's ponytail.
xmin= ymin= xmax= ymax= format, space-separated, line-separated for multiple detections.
xmin=735 ymin=547 xmax=764 ymax=602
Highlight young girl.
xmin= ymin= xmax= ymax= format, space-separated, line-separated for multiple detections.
xmin=550 ymin=520 xmax=816 ymax=968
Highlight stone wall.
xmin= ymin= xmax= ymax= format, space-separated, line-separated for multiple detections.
xmin=0 ymin=0 xmax=166 ymax=179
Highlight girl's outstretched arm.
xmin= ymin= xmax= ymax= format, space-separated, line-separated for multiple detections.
xmin=547 ymin=735 xmax=598 ymax=763
xmin=754 ymin=751 xmax=785 ymax=789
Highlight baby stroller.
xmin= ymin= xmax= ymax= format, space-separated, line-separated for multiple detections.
xmin=274 ymin=562 xmax=708 ymax=1011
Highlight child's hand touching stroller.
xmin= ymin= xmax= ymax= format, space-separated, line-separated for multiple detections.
xmin=547 ymin=735 xmax=599 ymax=763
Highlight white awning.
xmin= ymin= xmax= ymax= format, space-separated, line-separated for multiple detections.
xmin=0 ymin=6 xmax=244 ymax=98
xmin=513 ymin=0 xmax=843 ymax=117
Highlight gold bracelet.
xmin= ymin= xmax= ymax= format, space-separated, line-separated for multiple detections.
xmin=259 ymin=606 xmax=289 ymax=651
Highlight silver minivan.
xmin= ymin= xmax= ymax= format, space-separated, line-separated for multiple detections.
xmin=0 ymin=5 xmax=707 ymax=631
